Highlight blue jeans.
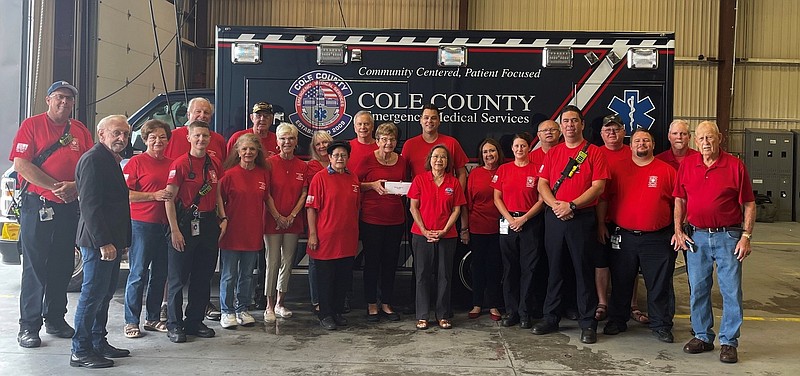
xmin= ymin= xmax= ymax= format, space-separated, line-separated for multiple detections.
xmin=687 ymin=229 xmax=743 ymax=347
xmin=72 ymin=247 xmax=121 ymax=355
xmin=219 ymin=250 xmax=259 ymax=313
xmin=124 ymin=220 xmax=169 ymax=324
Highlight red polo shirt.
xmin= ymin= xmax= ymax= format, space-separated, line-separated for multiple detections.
xmin=219 ymin=164 xmax=270 ymax=251
xmin=265 ymin=154 xmax=308 ymax=234
xmin=9 ymin=114 xmax=93 ymax=203
xmin=401 ymin=134 xmax=469 ymax=178
xmin=407 ymin=172 xmax=466 ymax=238
xmin=466 ymin=166 xmax=500 ymax=234
xmin=358 ymin=154 xmax=408 ymax=226
xmin=164 ymin=126 xmax=227 ymax=162
xmin=227 ymin=129 xmax=278 ymax=159
xmin=167 ymin=153 xmax=223 ymax=212
xmin=607 ymin=158 xmax=676 ymax=231
xmin=491 ymin=161 xmax=539 ymax=213
xmin=348 ymin=139 xmax=379 ymax=178
xmin=305 ymin=168 xmax=361 ymax=260
xmin=656 ymin=148 xmax=699 ymax=170
xmin=123 ymin=153 xmax=174 ymax=224
xmin=540 ymin=140 xmax=609 ymax=206
xmin=673 ymin=151 xmax=755 ymax=228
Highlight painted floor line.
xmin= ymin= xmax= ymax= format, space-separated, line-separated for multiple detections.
xmin=674 ymin=314 xmax=800 ymax=323
xmin=752 ymin=241 xmax=800 ymax=246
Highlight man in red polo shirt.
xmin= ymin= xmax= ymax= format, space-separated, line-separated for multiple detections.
xmin=672 ymin=121 xmax=755 ymax=364
xmin=11 ymin=81 xmax=94 ymax=348
xmin=593 ymin=114 xmax=631 ymax=323
xmin=347 ymin=110 xmax=378 ymax=177
xmin=599 ymin=128 xmax=677 ymax=343
xmin=226 ymin=102 xmax=278 ymax=159
xmin=656 ymin=119 xmax=698 ymax=170
xmin=164 ymin=97 xmax=227 ymax=162
xmin=401 ymin=104 xmax=468 ymax=189
xmin=533 ymin=105 xmax=609 ymax=344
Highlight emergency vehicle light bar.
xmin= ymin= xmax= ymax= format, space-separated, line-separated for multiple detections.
xmin=232 ymin=42 xmax=261 ymax=64
xmin=627 ymin=48 xmax=659 ymax=69
xmin=542 ymin=47 xmax=573 ymax=68
xmin=438 ymin=46 xmax=467 ymax=67
xmin=317 ymin=44 xmax=348 ymax=65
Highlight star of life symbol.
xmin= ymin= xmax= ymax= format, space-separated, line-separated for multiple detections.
xmin=608 ymin=90 xmax=655 ymax=135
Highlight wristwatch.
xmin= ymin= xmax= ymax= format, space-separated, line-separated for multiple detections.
xmin=569 ymin=202 xmax=577 ymax=211
xmin=742 ymin=232 xmax=752 ymax=240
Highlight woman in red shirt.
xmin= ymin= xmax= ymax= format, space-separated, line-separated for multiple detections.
xmin=305 ymin=130 xmax=332 ymax=313
xmin=358 ymin=122 xmax=407 ymax=322
xmin=264 ymin=123 xmax=308 ymax=323
xmin=408 ymin=145 xmax=466 ymax=330
xmin=492 ymin=132 xmax=545 ymax=329
xmin=218 ymin=134 xmax=270 ymax=329
xmin=123 ymin=120 xmax=173 ymax=337
xmin=459 ymin=138 xmax=504 ymax=321
xmin=306 ymin=141 xmax=361 ymax=330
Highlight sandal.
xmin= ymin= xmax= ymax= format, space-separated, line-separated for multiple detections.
xmin=438 ymin=319 xmax=452 ymax=329
xmin=143 ymin=320 xmax=168 ymax=332
xmin=631 ymin=308 xmax=650 ymax=324
xmin=594 ymin=304 xmax=608 ymax=321
xmin=416 ymin=320 xmax=429 ymax=330
xmin=124 ymin=324 xmax=142 ymax=338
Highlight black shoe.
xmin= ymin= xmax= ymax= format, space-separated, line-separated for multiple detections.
xmin=519 ymin=316 xmax=532 ymax=329
xmin=501 ymin=313 xmax=520 ymax=327
xmin=186 ymin=323 xmax=215 ymax=338
xmin=70 ymin=352 xmax=114 ymax=369
xmin=603 ymin=321 xmax=627 ymax=335
xmin=366 ymin=312 xmax=380 ymax=323
xmin=45 ymin=319 xmax=75 ymax=338
xmin=531 ymin=322 xmax=558 ymax=335
xmin=94 ymin=342 xmax=130 ymax=358
xmin=333 ymin=314 xmax=348 ymax=326
xmin=205 ymin=303 xmax=221 ymax=321
xmin=380 ymin=310 xmax=401 ymax=322
xmin=17 ymin=329 xmax=41 ymax=348
xmin=320 ymin=316 xmax=337 ymax=330
xmin=580 ymin=328 xmax=597 ymax=344
xmin=652 ymin=328 xmax=674 ymax=343
xmin=343 ymin=298 xmax=351 ymax=313
xmin=167 ymin=327 xmax=186 ymax=343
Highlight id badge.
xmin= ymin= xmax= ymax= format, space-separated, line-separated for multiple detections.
xmin=610 ymin=235 xmax=621 ymax=250
xmin=39 ymin=206 xmax=55 ymax=222
xmin=191 ymin=219 xmax=200 ymax=236
xmin=499 ymin=218 xmax=509 ymax=235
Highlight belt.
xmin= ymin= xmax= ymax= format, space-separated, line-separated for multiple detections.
xmin=618 ymin=225 xmax=670 ymax=236
xmin=509 ymin=211 xmax=526 ymax=217
xmin=195 ymin=211 xmax=217 ymax=219
xmin=690 ymin=224 xmax=741 ymax=233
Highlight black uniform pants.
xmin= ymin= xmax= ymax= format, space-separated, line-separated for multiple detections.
xmin=315 ymin=256 xmax=354 ymax=319
xmin=608 ymin=227 xmax=676 ymax=330
xmin=166 ymin=216 xmax=219 ymax=330
xmin=542 ymin=207 xmax=598 ymax=330
xmin=499 ymin=213 xmax=544 ymax=318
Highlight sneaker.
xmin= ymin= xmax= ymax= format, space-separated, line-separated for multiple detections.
xmin=160 ymin=304 xmax=168 ymax=322
xmin=264 ymin=309 xmax=277 ymax=323
xmin=205 ymin=303 xmax=221 ymax=321
xmin=236 ymin=311 xmax=256 ymax=327
xmin=275 ymin=306 xmax=293 ymax=318
xmin=220 ymin=313 xmax=238 ymax=329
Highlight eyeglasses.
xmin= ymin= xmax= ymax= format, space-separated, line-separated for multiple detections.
xmin=330 ymin=153 xmax=348 ymax=159
xmin=538 ymin=128 xmax=559 ymax=134
xmin=109 ymin=130 xmax=130 ymax=138
xmin=378 ymin=136 xmax=397 ymax=142
xmin=601 ymin=127 xmax=623 ymax=134
xmin=50 ymin=94 xmax=75 ymax=102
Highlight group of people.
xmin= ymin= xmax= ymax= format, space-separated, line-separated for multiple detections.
xmin=11 ymin=81 xmax=755 ymax=369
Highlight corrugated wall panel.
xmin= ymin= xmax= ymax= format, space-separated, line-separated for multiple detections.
xmin=738 ymin=0 xmax=800 ymax=59
xmin=96 ymin=0 xmax=177 ymax=121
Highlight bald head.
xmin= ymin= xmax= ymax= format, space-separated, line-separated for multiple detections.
xmin=667 ymin=119 xmax=691 ymax=152
xmin=537 ymin=119 xmax=561 ymax=147
xmin=695 ymin=121 xmax=722 ymax=159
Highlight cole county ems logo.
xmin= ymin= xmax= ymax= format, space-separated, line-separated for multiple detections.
xmin=288 ymin=70 xmax=353 ymax=138
xmin=608 ymin=90 xmax=655 ymax=135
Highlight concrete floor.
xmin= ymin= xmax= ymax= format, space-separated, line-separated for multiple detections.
xmin=1 ymin=222 xmax=799 ymax=375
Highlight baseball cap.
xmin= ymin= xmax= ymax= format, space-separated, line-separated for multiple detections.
xmin=47 ymin=81 xmax=78 ymax=97
xmin=602 ymin=114 xmax=623 ymax=127
xmin=252 ymin=102 xmax=274 ymax=114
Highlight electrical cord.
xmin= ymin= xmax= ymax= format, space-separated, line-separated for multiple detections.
xmin=336 ymin=0 xmax=347 ymax=27
xmin=148 ymin=0 xmax=176 ymax=128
